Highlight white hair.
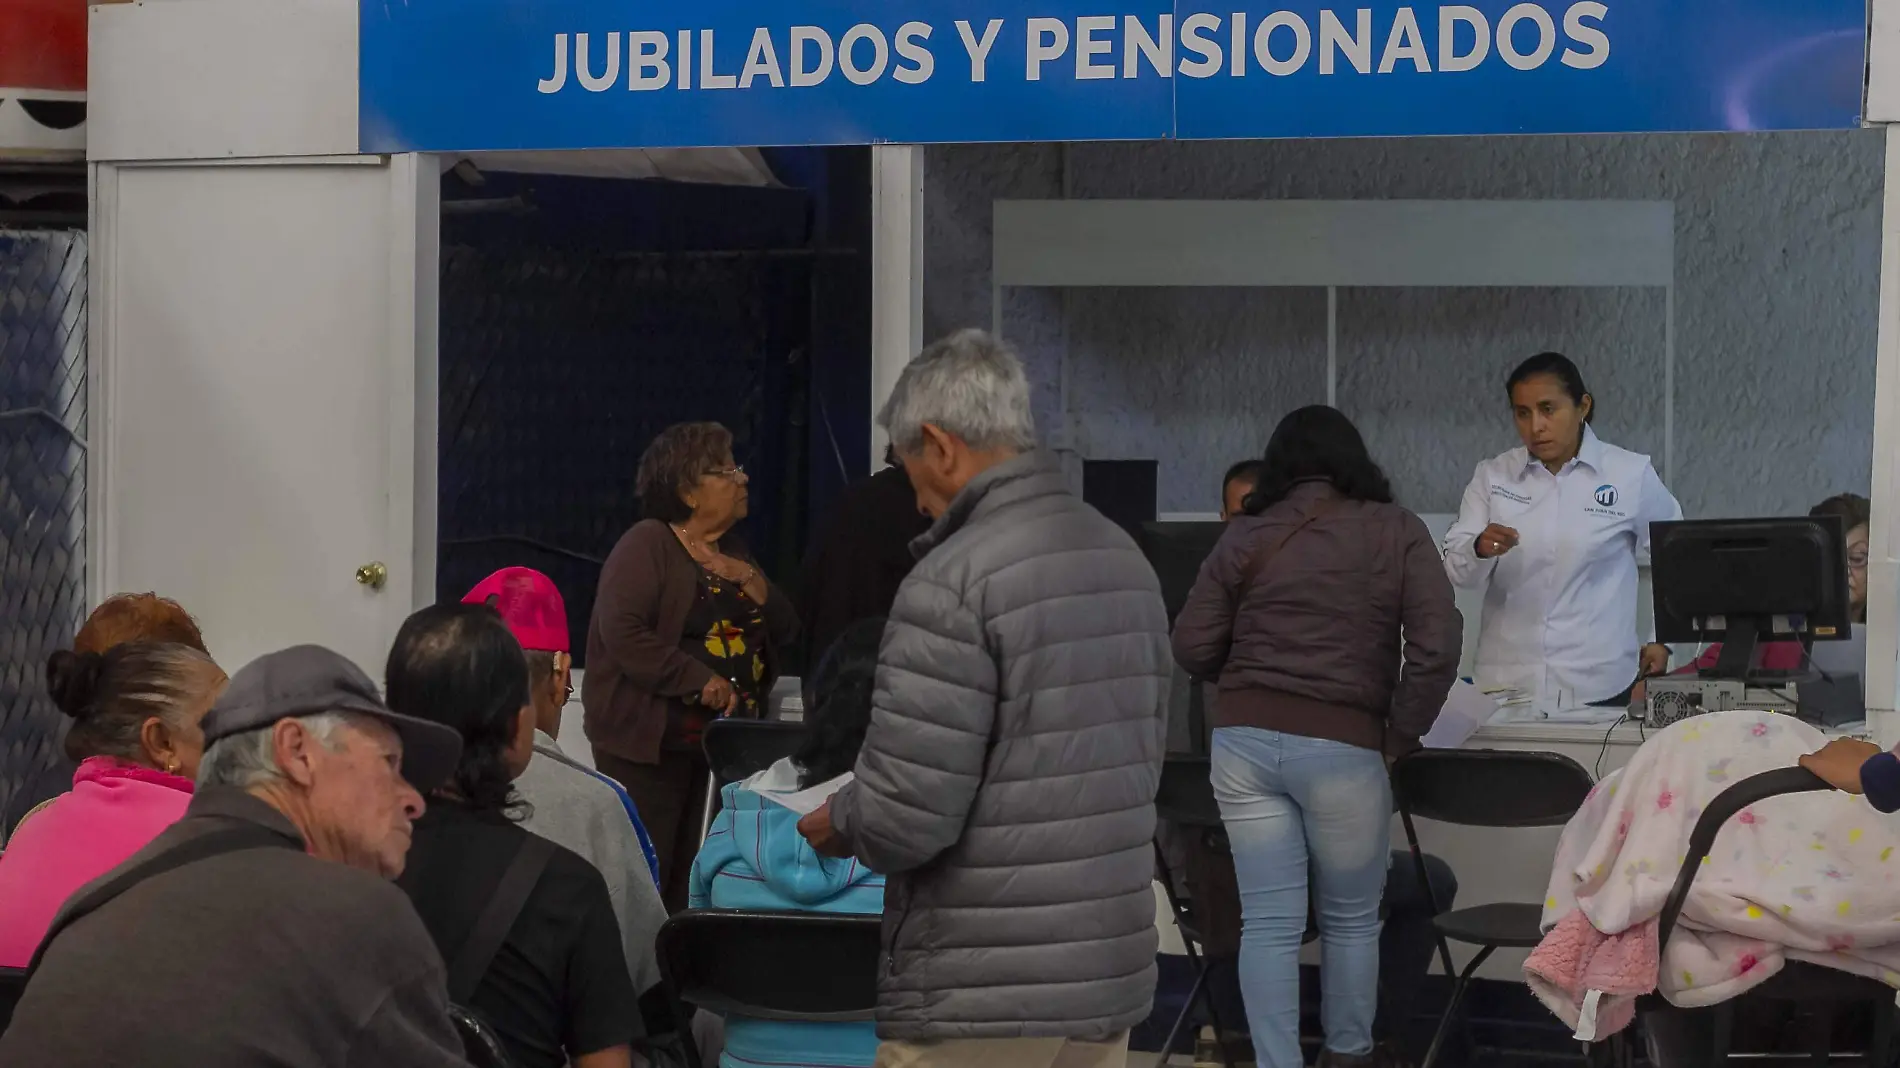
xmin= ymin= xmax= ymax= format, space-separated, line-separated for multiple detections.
xmin=196 ymin=711 xmax=354 ymax=790
xmin=877 ymin=329 xmax=1036 ymax=456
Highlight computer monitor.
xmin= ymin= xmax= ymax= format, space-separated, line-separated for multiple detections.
xmin=1137 ymin=521 xmax=1227 ymax=622
xmin=1084 ymin=460 xmax=1159 ymax=542
xmin=1650 ymin=515 xmax=1853 ymax=679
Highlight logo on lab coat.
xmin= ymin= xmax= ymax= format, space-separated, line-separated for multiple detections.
xmin=1594 ymin=484 xmax=1619 ymax=508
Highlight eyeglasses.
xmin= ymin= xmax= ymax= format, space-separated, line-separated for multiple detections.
xmin=1849 ymin=552 xmax=1870 ymax=569
xmin=706 ymin=465 xmax=747 ymax=482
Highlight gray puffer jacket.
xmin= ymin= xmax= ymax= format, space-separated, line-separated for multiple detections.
xmin=828 ymin=451 xmax=1171 ymax=1042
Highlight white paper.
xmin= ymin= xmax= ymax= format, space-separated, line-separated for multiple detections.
xmin=1422 ymin=681 xmax=1499 ymax=749
xmin=755 ymin=771 xmax=855 ymax=816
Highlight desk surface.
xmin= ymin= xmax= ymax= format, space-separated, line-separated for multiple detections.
xmin=1472 ymin=714 xmax=1868 ymax=750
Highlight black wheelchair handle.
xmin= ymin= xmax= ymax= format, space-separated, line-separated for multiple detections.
xmin=1656 ymin=766 xmax=1831 ymax=948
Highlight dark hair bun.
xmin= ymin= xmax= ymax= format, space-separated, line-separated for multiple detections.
xmin=45 ymin=649 xmax=109 ymax=719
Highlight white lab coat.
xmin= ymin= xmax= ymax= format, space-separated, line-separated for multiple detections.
xmin=1443 ymin=426 xmax=1682 ymax=712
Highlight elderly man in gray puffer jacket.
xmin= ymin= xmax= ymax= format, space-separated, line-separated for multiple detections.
xmin=797 ymin=329 xmax=1171 ymax=1068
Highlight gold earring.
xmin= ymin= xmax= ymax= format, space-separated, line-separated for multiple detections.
xmin=166 ymin=760 xmax=178 ymax=775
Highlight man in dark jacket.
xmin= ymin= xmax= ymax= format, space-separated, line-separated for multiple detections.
xmin=799 ymin=329 xmax=1170 ymax=1068
xmin=797 ymin=448 xmax=932 ymax=664
xmin=0 ymin=645 xmax=471 ymax=1068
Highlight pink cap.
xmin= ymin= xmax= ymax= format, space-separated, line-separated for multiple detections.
xmin=462 ymin=567 xmax=569 ymax=653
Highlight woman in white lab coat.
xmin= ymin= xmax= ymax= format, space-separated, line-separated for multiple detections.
xmin=1444 ymin=352 xmax=1682 ymax=711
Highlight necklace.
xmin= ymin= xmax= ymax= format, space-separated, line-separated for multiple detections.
xmin=674 ymin=524 xmax=758 ymax=594
xmin=672 ymin=525 xmax=717 ymax=559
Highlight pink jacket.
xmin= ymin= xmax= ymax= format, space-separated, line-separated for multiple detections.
xmin=0 ymin=757 xmax=193 ymax=967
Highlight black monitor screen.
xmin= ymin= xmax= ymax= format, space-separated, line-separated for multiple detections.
xmin=1138 ymin=521 xmax=1227 ymax=622
xmin=1085 ymin=460 xmax=1159 ymax=542
xmin=1650 ymin=515 xmax=1852 ymax=657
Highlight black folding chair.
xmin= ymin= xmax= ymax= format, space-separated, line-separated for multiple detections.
xmin=449 ymin=1004 xmax=518 ymax=1068
xmin=1644 ymin=766 xmax=1899 ymax=1068
xmin=697 ymin=718 xmax=807 ymax=845
xmin=656 ymin=909 xmax=881 ymax=1068
xmin=1394 ymin=748 xmax=1596 ymax=1068
xmin=0 ymin=965 xmax=24 ymax=1038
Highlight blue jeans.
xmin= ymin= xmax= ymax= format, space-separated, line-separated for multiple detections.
xmin=1211 ymin=727 xmax=1391 ymax=1068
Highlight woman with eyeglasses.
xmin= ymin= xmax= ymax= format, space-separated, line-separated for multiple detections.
xmin=583 ymin=421 xmax=800 ymax=909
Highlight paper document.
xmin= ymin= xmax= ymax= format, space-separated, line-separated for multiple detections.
xmin=755 ymin=771 xmax=855 ymax=816
xmin=1423 ymin=681 xmax=1500 ymax=748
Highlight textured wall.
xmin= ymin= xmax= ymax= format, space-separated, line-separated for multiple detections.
xmin=924 ymin=132 xmax=1883 ymax=517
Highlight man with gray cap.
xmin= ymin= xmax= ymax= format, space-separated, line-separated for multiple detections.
xmin=0 ymin=644 xmax=475 ymax=1068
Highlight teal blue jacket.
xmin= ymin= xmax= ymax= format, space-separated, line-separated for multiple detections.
xmin=688 ymin=762 xmax=884 ymax=1068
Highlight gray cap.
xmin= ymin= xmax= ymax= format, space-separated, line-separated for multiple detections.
xmin=203 ymin=644 xmax=463 ymax=793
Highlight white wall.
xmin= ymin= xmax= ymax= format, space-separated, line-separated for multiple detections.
xmin=925 ymin=132 xmax=1884 ymax=518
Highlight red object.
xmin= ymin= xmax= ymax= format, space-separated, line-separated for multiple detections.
xmin=463 ymin=567 xmax=570 ymax=652
xmin=0 ymin=0 xmax=89 ymax=92
xmin=1679 ymin=641 xmax=1805 ymax=675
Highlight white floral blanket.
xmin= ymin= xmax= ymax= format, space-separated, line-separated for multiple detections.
xmin=1542 ymin=710 xmax=1900 ymax=1008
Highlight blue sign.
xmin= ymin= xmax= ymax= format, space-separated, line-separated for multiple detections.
xmin=359 ymin=0 xmax=1865 ymax=152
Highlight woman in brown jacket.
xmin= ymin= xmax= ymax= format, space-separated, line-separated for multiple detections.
xmin=1172 ymin=406 xmax=1461 ymax=1068
xmin=584 ymin=422 xmax=799 ymax=909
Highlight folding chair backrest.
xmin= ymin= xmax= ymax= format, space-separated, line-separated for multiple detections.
xmin=1393 ymin=749 xmax=1594 ymax=828
xmin=0 ymin=966 xmax=23 ymax=1037
xmin=703 ymin=719 xmax=806 ymax=791
xmin=449 ymin=1004 xmax=518 ymax=1068
xmin=657 ymin=909 xmax=881 ymax=1022
xmin=1156 ymin=757 xmax=1221 ymax=828
xmin=701 ymin=719 xmax=808 ymax=829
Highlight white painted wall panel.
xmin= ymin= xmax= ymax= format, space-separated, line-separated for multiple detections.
xmin=993 ymin=199 xmax=1674 ymax=288
xmin=89 ymin=0 xmax=358 ymax=162
xmin=1870 ymin=0 xmax=1900 ymax=124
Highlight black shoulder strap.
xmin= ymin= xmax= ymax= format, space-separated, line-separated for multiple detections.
xmin=27 ymin=823 xmax=297 ymax=979
xmin=447 ymin=833 xmax=556 ymax=1005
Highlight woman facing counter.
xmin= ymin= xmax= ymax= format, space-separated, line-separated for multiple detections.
xmin=1444 ymin=353 xmax=1682 ymax=717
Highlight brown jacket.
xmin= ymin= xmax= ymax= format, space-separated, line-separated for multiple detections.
xmin=1171 ymin=480 xmax=1461 ymax=754
xmin=583 ymin=519 xmax=800 ymax=764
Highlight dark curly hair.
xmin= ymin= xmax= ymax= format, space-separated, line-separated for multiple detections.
xmin=1811 ymin=492 xmax=1871 ymax=533
xmin=794 ymin=617 xmax=885 ymax=789
xmin=385 ymin=602 xmax=530 ymax=819
xmin=636 ymin=422 xmax=734 ymax=524
xmin=1246 ymin=405 xmax=1394 ymax=514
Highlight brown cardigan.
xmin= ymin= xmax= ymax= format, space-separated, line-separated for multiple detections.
xmin=582 ymin=519 xmax=800 ymax=765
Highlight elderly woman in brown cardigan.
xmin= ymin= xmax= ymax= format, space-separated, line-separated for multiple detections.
xmin=584 ymin=422 xmax=799 ymax=909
